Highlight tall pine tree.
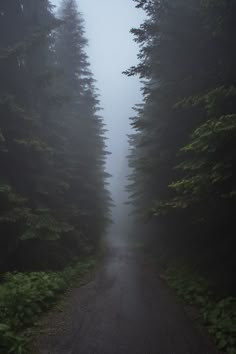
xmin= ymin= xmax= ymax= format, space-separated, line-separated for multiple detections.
xmin=0 ymin=0 xmax=110 ymax=270
xmin=126 ymin=0 xmax=236 ymax=291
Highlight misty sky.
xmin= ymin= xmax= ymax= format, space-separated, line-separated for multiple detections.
xmin=51 ymin=0 xmax=145 ymax=227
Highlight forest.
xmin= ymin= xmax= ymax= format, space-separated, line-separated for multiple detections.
xmin=0 ymin=1 xmax=111 ymax=352
xmin=125 ymin=1 xmax=236 ymax=351
xmin=126 ymin=0 xmax=236 ymax=294
xmin=0 ymin=0 xmax=236 ymax=353
xmin=0 ymin=0 xmax=111 ymax=272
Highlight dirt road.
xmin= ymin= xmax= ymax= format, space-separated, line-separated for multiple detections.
xmin=36 ymin=238 xmax=218 ymax=354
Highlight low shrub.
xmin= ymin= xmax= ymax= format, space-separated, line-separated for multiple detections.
xmin=0 ymin=257 xmax=96 ymax=354
xmin=161 ymin=266 xmax=236 ymax=354
xmin=0 ymin=323 xmax=27 ymax=354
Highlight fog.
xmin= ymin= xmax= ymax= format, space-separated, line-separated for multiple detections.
xmin=51 ymin=0 xmax=144 ymax=232
xmin=1 ymin=3 xmax=234 ymax=352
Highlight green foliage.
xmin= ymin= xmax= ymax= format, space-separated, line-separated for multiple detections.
xmin=161 ymin=266 xmax=211 ymax=304
xmin=21 ymin=211 xmax=73 ymax=241
xmin=161 ymin=266 xmax=236 ymax=353
xmin=127 ymin=1 xmax=236 ymax=299
xmin=0 ymin=0 xmax=110 ymax=268
xmin=13 ymin=138 xmax=53 ymax=154
xmin=203 ymin=298 xmax=236 ymax=353
xmin=0 ymin=272 xmax=66 ymax=329
xmin=0 ymin=257 xmax=96 ymax=354
xmin=0 ymin=25 xmax=60 ymax=62
xmin=153 ymin=87 xmax=236 ymax=215
xmin=0 ymin=184 xmax=26 ymax=205
xmin=0 ymin=323 xmax=27 ymax=354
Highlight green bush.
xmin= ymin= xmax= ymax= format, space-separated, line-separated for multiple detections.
xmin=0 ymin=257 xmax=96 ymax=354
xmin=0 ymin=272 xmax=66 ymax=329
xmin=161 ymin=266 xmax=236 ymax=354
xmin=203 ymin=298 xmax=236 ymax=353
xmin=0 ymin=323 xmax=27 ymax=354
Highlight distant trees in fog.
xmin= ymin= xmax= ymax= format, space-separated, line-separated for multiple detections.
xmin=0 ymin=0 xmax=111 ymax=271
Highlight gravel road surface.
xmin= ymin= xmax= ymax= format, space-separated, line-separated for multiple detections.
xmin=36 ymin=238 xmax=218 ymax=354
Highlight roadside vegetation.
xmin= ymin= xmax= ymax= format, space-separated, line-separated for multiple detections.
xmin=161 ymin=265 xmax=236 ymax=354
xmin=0 ymin=257 xmax=97 ymax=354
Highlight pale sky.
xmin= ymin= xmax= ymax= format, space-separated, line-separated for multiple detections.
xmin=51 ymin=0 xmax=144 ymax=227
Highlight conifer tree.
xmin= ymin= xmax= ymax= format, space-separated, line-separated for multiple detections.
xmin=126 ymin=0 xmax=236 ymax=283
xmin=53 ymin=0 xmax=111 ymax=251
xmin=0 ymin=0 xmax=110 ymax=270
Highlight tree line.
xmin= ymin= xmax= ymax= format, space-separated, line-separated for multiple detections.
xmin=127 ymin=0 xmax=236 ymax=293
xmin=0 ymin=0 xmax=111 ymax=271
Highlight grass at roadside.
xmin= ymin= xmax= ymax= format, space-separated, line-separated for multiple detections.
xmin=160 ymin=265 xmax=236 ymax=354
xmin=0 ymin=256 xmax=98 ymax=354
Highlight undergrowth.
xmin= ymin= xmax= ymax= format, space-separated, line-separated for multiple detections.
xmin=0 ymin=257 xmax=96 ymax=354
xmin=161 ymin=266 xmax=236 ymax=354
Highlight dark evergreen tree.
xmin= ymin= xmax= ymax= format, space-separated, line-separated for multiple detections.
xmin=53 ymin=0 xmax=111 ymax=253
xmin=0 ymin=0 xmax=62 ymax=269
xmin=0 ymin=0 xmax=110 ymax=270
xmin=126 ymin=0 xmax=236 ymax=291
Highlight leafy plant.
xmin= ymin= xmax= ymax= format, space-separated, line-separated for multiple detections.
xmin=0 ymin=323 xmax=27 ymax=354
xmin=161 ymin=266 xmax=236 ymax=353
xmin=0 ymin=257 xmax=96 ymax=353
